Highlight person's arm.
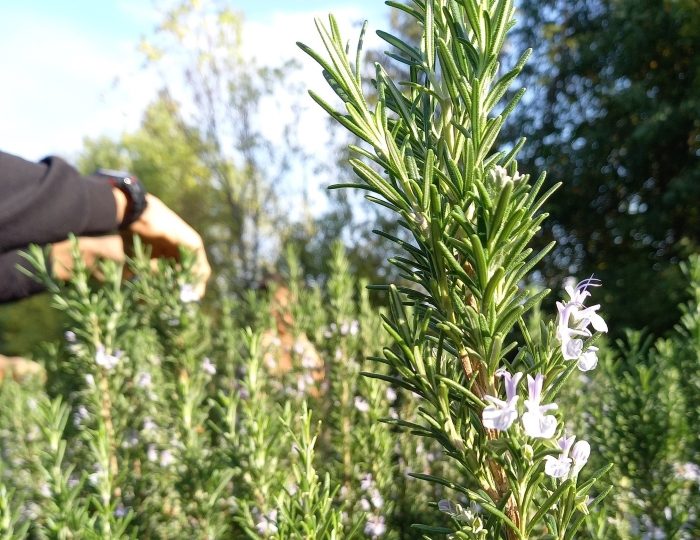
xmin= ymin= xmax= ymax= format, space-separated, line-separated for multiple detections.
xmin=0 ymin=250 xmax=47 ymax=302
xmin=0 ymin=151 xmax=122 ymax=252
xmin=0 ymin=151 xmax=209 ymax=303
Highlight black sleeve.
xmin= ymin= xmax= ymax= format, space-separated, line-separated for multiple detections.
xmin=0 ymin=150 xmax=119 ymax=302
xmin=0 ymin=250 xmax=47 ymax=302
xmin=0 ymin=151 xmax=118 ymax=251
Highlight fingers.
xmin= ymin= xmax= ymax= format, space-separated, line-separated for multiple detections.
xmin=51 ymin=229 xmax=209 ymax=300
xmin=51 ymin=235 xmax=126 ymax=281
xmin=192 ymin=245 xmax=211 ymax=299
xmin=127 ymin=194 xmax=211 ymax=298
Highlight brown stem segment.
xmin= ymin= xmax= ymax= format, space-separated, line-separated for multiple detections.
xmin=460 ymin=351 xmax=521 ymax=540
xmin=98 ymin=372 xmax=119 ymax=480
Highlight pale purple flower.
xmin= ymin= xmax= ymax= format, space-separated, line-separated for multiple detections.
xmin=147 ymin=445 xmax=158 ymax=462
xmin=364 ymin=514 xmax=387 ymax=538
xmin=88 ymin=465 xmax=106 ymax=487
xmin=570 ymin=440 xmax=591 ymax=477
xmin=489 ymin=165 xmax=523 ymax=188
xmin=354 ymin=396 xmax=370 ymax=413
xmin=556 ymin=301 xmax=591 ymax=356
xmin=370 ymin=489 xmax=384 ymax=509
xmin=385 ymin=387 xmax=397 ymax=403
xmin=201 ymin=357 xmax=216 ymax=375
xmin=556 ymin=277 xmax=608 ymax=367
xmin=73 ymin=405 xmax=90 ymax=427
xmin=300 ymin=354 xmax=317 ymax=369
xmin=135 ymin=372 xmax=152 ymax=389
xmin=482 ymin=369 xmax=523 ymax=431
xmin=255 ymin=509 xmax=278 ymax=535
xmin=522 ymin=374 xmax=558 ymax=438
xmin=577 ymin=346 xmax=599 ymax=372
xmin=438 ymin=499 xmax=479 ymax=523
xmin=337 ymin=320 xmax=359 ymax=336
xmin=545 ymin=435 xmax=590 ymax=479
xmin=114 ymin=504 xmax=128 ymax=518
xmin=438 ymin=499 xmax=458 ymax=515
xmin=674 ymin=462 xmax=700 ymax=482
xmin=179 ymin=283 xmax=200 ymax=303
xmin=562 ymin=337 xmax=584 ymax=361
xmin=64 ymin=330 xmax=77 ymax=343
xmin=360 ymin=473 xmax=373 ymax=491
xmin=84 ymin=374 xmax=95 ymax=387
xmin=95 ymin=345 xmax=121 ymax=370
xmin=159 ymin=449 xmax=175 ymax=467
xmin=544 ymin=435 xmax=575 ymax=478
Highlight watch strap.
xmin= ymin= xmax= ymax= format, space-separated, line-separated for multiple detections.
xmin=95 ymin=169 xmax=148 ymax=229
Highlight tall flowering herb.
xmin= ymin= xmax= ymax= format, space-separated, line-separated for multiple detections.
xmin=300 ymin=1 xmax=611 ymax=537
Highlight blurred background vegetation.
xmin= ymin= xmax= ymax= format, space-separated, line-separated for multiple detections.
xmin=1 ymin=0 xmax=698 ymax=352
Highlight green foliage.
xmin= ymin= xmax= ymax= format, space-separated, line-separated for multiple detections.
xmin=274 ymin=403 xmax=345 ymax=539
xmin=300 ymin=1 xmax=611 ymax=537
xmin=0 ymin=239 xmax=454 ymax=538
xmin=0 ymin=293 xmax=63 ymax=356
xmin=564 ymin=259 xmax=700 ymax=539
xmin=672 ymin=255 xmax=700 ymax=459
xmin=570 ymin=327 xmax=699 ymax=539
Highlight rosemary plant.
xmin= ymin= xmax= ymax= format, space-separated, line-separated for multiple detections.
xmin=299 ymin=1 xmax=611 ymax=538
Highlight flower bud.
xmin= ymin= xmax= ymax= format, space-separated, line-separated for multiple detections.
xmin=570 ymin=440 xmax=591 ymax=477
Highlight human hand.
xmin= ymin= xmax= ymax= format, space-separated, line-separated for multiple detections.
xmin=123 ymin=194 xmax=211 ymax=298
xmin=0 ymin=354 xmax=44 ymax=382
xmin=51 ymin=235 xmax=126 ymax=281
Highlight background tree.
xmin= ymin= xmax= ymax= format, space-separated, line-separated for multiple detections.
xmin=507 ymin=0 xmax=700 ymax=333
xmin=140 ymin=0 xmax=305 ymax=290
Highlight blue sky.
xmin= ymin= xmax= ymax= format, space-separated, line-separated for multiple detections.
xmin=0 ymin=1 xmax=390 ymax=161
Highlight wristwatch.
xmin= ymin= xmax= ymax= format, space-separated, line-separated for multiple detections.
xmin=95 ymin=169 xmax=148 ymax=229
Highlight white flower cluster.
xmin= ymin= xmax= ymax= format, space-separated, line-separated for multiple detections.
xmin=95 ymin=344 xmax=123 ymax=371
xmin=254 ymin=508 xmax=278 ymax=536
xmin=359 ymin=473 xmax=386 ymax=538
xmin=480 ymin=277 xmax=608 ymax=480
xmin=438 ymin=499 xmax=484 ymax=534
xmin=543 ymin=434 xmax=590 ymax=479
xmin=482 ymin=370 xmax=590 ymax=479
xmin=323 ymin=320 xmax=360 ymax=338
xmin=488 ymin=165 xmax=524 ymax=188
xmin=179 ymin=283 xmax=200 ymax=303
xmin=556 ymin=277 xmax=608 ymax=371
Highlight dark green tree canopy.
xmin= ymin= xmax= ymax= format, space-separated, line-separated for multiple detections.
xmin=509 ymin=0 xmax=700 ymax=333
